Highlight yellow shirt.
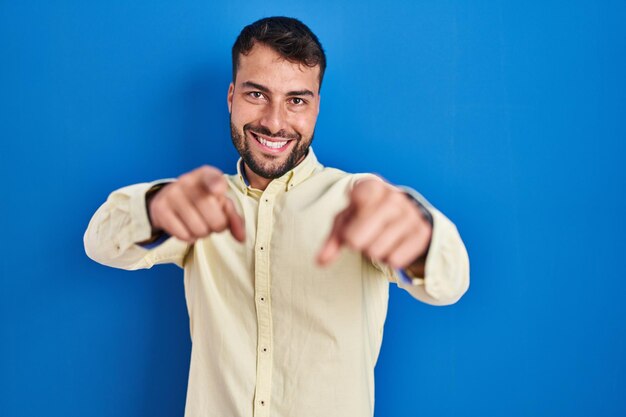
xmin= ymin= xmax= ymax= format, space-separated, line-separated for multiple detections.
xmin=84 ymin=148 xmax=469 ymax=417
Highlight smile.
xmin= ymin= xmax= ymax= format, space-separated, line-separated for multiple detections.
xmin=250 ymin=131 xmax=293 ymax=153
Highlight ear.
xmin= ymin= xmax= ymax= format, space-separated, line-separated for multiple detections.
xmin=227 ymin=82 xmax=234 ymax=114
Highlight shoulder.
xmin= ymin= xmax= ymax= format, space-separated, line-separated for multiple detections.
xmin=301 ymin=167 xmax=386 ymax=200
xmin=318 ymin=167 xmax=381 ymax=188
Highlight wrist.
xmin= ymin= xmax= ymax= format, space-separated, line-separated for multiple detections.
xmin=145 ymin=183 xmax=168 ymax=236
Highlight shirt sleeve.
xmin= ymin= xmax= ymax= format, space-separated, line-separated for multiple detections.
xmin=83 ymin=180 xmax=190 ymax=270
xmin=372 ymin=185 xmax=470 ymax=306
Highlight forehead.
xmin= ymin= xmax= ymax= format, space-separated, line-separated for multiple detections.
xmin=236 ymin=43 xmax=320 ymax=94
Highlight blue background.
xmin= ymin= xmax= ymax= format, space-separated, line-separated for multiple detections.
xmin=1 ymin=1 xmax=625 ymax=416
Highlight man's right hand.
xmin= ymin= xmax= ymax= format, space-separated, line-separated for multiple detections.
xmin=147 ymin=166 xmax=246 ymax=243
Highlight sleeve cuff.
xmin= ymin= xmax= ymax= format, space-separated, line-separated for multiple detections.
xmin=419 ymin=208 xmax=470 ymax=302
xmin=138 ymin=232 xmax=171 ymax=249
xmin=397 ymin=268 xmax=425 ymax=286
xmin=129 ymin=180 xmax=175 ymax=246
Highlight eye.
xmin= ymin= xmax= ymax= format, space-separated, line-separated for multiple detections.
xmin=290 ymin=97 xmax=306 ymax=106
xmin=248 ymin=91 xmax=265 ymax=99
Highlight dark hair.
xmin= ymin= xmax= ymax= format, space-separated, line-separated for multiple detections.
xmin=232 ymin=16 xmax=326 ymax=91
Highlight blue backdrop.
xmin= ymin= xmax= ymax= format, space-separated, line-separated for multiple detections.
xmin=1 ymin=1 xmax=625 ymax=416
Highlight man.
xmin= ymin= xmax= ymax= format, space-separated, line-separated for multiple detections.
xmin=84 ymin=16 xmax=469 ymax=417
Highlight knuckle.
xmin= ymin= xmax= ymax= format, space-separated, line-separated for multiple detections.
xmin=359 ymin=177 xmax=378 ymax=189
xmin=213 ymin=175 xmax=228 ymax=189
xmin=199 ymin=164 xmax=222 ymax=175
xmin=390 ymin=190 xmax=406 ymax=205
xmin=199 ymin=166 xmax=224 ymax=184
xmin=178 ymin=173 xmax=193 ymax=187
xmin=351 ymin=182 xmax=368 ymax=199
xmin=368 ymin=177 xmax=386 ymax=193
xmin=353 ymin=178 xmax=387 ymax=204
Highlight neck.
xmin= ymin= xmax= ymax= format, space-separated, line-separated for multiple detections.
xmin=244 ymin=164 xmax=272 ymax=190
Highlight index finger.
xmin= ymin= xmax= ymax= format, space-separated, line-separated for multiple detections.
xmin=221 ymin=196 xmax=246 ymax=242
xmin=316 ymin=205 xmax=354 ymax=266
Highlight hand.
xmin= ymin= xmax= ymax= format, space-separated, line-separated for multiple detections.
xmin=148 ymin=166 xmax=245 ymax=243
xmin=317 ymin=178 xmax=432 ymax=270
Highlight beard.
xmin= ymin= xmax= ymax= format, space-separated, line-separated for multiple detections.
xmin=230 ymin=119 xmax=314 ymax=180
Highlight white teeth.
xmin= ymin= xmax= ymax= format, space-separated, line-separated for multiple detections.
xmin=257 ymin=136 xmax=287 ymax=149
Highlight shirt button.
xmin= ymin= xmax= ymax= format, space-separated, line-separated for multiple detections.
xmin=259 ymin=296 xmax=265 ymax=302
xmin=262 ymin=347 xmax=268 ymax=352
xmin=260 ymin=400 xmax=265 ymax=406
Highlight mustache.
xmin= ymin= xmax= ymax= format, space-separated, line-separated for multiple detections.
xmin=244 ymin=124 xmax=300 ymax=141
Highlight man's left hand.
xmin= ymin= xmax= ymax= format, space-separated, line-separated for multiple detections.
xmin=317 ymin=178 xmax=432 ymax=271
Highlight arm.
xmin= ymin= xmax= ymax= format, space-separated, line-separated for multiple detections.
xmin=85 ymin=165 xmax=246 ymax=271
xmin=83 ymin=180 xmax=190 ymax=270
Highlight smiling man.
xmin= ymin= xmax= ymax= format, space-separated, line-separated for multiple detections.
xmin=229 ymin=42 xmax=320 ymax=190
xmin=84 ymin=16 xmax=469 ymax=417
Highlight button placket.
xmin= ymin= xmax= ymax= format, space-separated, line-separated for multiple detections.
xmin=252 ymin=183 xmax=281 ymax=417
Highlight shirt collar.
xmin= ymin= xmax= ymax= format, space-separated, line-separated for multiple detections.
xmin=236 ymin=147 xmax=321 ymax=194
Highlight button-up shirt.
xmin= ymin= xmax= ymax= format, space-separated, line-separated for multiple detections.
xmin=84 ymin=148 xmax=469 ymax=417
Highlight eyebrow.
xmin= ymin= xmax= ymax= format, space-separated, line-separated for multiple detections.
xmin=241 ymin=81 xmax=315 ymax=98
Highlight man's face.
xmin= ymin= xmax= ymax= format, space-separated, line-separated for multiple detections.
xmin=227 ymin=43 xmax=321 ymax=180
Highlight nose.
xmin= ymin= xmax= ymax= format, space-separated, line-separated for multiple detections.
xmin=259 ymin=100 xmax=289 ymax=135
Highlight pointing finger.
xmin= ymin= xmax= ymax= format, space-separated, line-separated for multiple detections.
xmin=222 ymin=197 xmax=246 ymax=243
xmin=317 ymin=206 xmax=353 ymax=266
xmin=317 ymin=230 xmax=341 ymax=266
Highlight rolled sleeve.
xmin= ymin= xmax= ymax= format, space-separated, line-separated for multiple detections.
xmin=398 ymin=207 xmax=470 ymax=305
xmin=378 ymin=186 xmax=470 ymax=306
xmin=84 ymin=180 xmax=189 ymax=270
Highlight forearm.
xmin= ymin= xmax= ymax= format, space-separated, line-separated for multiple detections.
xmin=83 ymin=181 xmax=188 ymax=270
